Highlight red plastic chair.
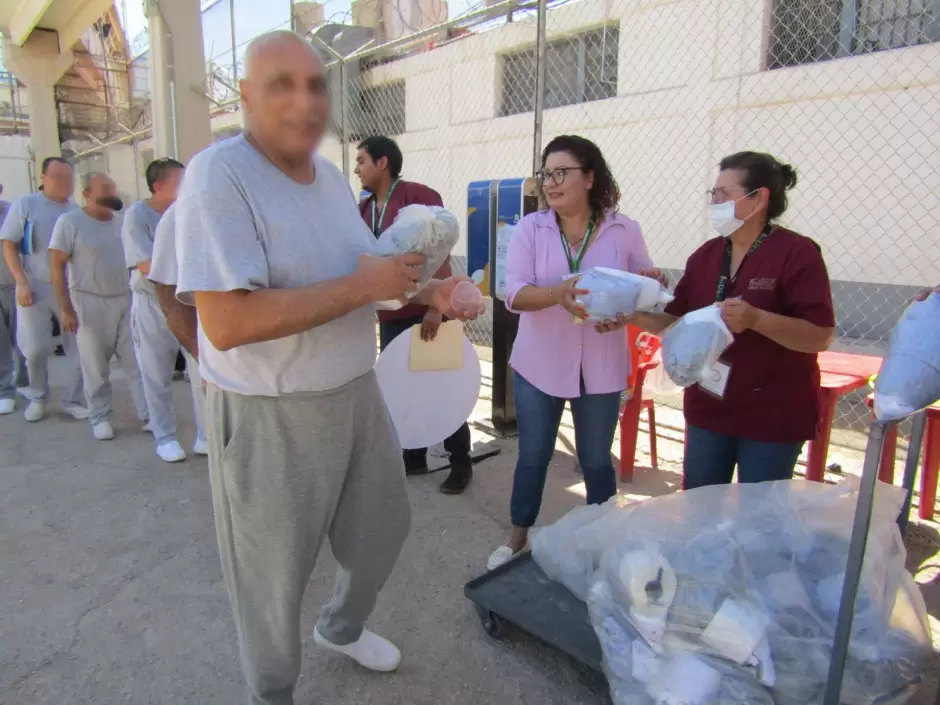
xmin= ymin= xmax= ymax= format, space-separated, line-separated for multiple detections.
xmin=619 ymin=325 xmax=660 ymax=482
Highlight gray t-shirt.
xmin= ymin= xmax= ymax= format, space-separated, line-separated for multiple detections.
xmin=0 ymin=200 xmax=13 ymax=287
xmin=121 ymin=199 xmax=164 ymax=296
xmin=0 ymin=192 xmax=77 ymax=285
xmin=148 ymin=202 xmax=178 ymax=287
xmin=175 ymin=135 xmax=379 ymax=397
xmin=49 ymin=209 xmax=130 ymax=297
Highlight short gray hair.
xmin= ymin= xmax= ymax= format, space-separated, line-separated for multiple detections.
xmin=81 ymin=171 xmax=108 ymax=191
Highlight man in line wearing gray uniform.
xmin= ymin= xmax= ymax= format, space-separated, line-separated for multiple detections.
xmin=175 ymin=31 xmax=480 ymax=705
xmin=0 ymin=187 xmax=29 ymax=415
xmin=0 ymin=158 xmax=87 ymax=422
xmin=122 ymin=158 xmax=200 ymax=463
xmin=146 ymin=202 xmax=207 ymax=450
xmin=49 ymin=173 xmax=148 ymax=440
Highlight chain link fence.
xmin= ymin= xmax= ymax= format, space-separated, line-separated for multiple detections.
xmin=317 ymin=0 xmax=939 ymax=471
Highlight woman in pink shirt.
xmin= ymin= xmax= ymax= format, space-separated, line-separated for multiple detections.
xmin=487 ymin=135 xmax=659 ymax=570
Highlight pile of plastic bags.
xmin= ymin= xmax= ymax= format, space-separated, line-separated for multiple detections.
xmin=533 ymin=479 xmax=932 ymax=705
xmin=374 ymin=204 xmax=460 ymax=308
xmin=574 ymin=268 xmax=674 ymax=323
xmin=874 ymin=292 xmax=940 ymax=421
xmin=661 ymin=305 xmax=734 ymax=388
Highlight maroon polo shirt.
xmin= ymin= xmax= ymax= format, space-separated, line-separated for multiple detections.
xmin=664 ymin=226 xmax=835 ymax=443
xmin=359 ymin=180 xmax=451 ymax=322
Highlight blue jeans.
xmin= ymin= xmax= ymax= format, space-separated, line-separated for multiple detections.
xmin=684 ymin=425 xmax=803 ymax=490
xmin=510 ymin=372 xmax=620 ymax=528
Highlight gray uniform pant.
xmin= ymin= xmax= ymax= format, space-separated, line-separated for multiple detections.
xmin=207 ymin=371 xmax=411 ymax=705
xmin=184 ymin=351 xmax=208 ymax=445
xmin=0 ymin=286 xmax=28 ymax=400
xmin=73 ymin=291 xmax=148 ymax=426
xmin=16 ymin=282 xmax=84 ymax=406
xmin=132 ymin=292 xmax=203 ymax=445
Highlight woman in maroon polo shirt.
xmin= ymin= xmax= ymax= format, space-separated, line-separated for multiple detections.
xmin=632 ymin=152 xmax=835 ymax=488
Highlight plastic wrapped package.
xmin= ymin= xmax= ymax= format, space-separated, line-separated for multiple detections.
xmin=374 ymin=204 xmax=460 ymax=308
xmin=580 ymin=479 xmax=932 ymax=705
xmin=874 ymin=292 xmax=940 ymax=421
xmin=532 ymin=494 xmax=637 ymax=602
xmin=574 ymin=267 xmax=674 ymax=323
xmin=661 ymin=305 xmax=734 ymax=388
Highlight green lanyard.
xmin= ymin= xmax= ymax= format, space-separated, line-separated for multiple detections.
xmin=559 ymin=220 xmax=595 ymax=273
xmin=371 ymin=179 xmax=400 ymax=236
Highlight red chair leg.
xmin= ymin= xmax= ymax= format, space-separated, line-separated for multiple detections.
xmin=878 ymin=423 xmax=898 ymax=484
xmin=647 ymin=404 xmax=658 ymax=469
xmin=919 ymin=415 xmax=940 ymax=521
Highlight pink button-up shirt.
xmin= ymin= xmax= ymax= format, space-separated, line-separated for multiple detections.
xmin=505 ymin=209 xmax=654 ymax=399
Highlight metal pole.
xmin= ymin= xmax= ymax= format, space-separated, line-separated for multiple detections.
xmin=290 ymin=0 xmax=296 ymax=31
xmin=339 ymin=58 xmax=349 ymax=178
xmin=229 ymin=0 xmax=238 ymax=83
xmin=532 ymin=0 xmax=548 ymax=173
xmin=823 ymin=421 xmax=887 ymax=705
xmin=898 ymin=411 xmax=928 ymax=535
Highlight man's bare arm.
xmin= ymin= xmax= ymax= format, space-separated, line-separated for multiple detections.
xmin=2 ymin=240 xmax=28 ymax=287
xmin=195 ymin=254 xmax=422 ymax=351
xmin=136 ymin=260 xmax=152 ymax=276
xmin=154 ymin=282 xmax=198 ymax=358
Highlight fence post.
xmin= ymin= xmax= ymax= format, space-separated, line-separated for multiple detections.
xmin=339 ymin=57 xmax=349 ymax=178
xmin=532 ymin=0 xmax=548 ymax=173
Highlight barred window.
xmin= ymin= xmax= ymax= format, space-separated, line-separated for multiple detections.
xmin=349 ymin=80 xmax=406 ymax=141
xmin=499 ymin=27 xmax=619 ymax=117
xmin=768 ymin=0 xmax=940 ymax=68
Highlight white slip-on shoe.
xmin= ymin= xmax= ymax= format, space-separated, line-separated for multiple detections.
xmin=93 ymin=421 xmax=115 ymax=441
xmin=24 ymin=401 xmax=45 ymax=423
xmin=0 ymin=398 xmax=15 ymax=415
xmin=142 ymin=422 xmax=153 ymax=433
xmin=313 ymin=627 xmax=401 ymax=672
xmin=192 ymin=438 xmax=209 ymax=456
xmin=63 ymin=404 xmax=90 ymax=420
xmin=157 ymin=441 xmax=186 ymax=463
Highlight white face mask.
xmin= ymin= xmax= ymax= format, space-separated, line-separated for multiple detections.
xmin=708 ymin=191 xmax=756 ymax=237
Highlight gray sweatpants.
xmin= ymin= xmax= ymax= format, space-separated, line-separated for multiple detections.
xmin=73 ymin=291 xmax=148 ymax=426
xmin=132 ymin=292 xmax=202 ymax=445
xmin=184 ymin=351 xmax=208 ymax=445
xmin=0 ymin=286 xmax=28 ymax=400
xmin=16 ymin=282 xmax=84 ymax=406
xmin=206 ymin=371 xmax=411 ymax=705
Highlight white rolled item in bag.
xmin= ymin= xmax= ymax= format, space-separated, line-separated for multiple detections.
xmin=374 ymin=204 xmax=460 ymax=309
xmin=574 ymin=267 xmax=674 ymax=323
xmin=661 ymin=304 xmax=734 ymax=388
xmin=874 ymin=292 xmax=940 ymax=421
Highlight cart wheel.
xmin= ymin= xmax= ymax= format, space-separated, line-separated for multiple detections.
xmin=475 ymin=605 xmax=507 ymax=639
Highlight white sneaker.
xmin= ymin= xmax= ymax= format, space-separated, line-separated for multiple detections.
xmin=142 ymin=422 xmax=153 ymax=434
xmin=313 ymin=627 xmax=401 ymax=672
xmin=487 ymin=542 xmax=529 ymax=572
xmin=0 ymin=398 xmax=14 ymax=415
xmin=193 ymin=438 xmax=209 ymax=456
xmin=63 ymin=404 xmax=90 ymax=420
xmin=93 ymin=421 xmax=115 ymax=441
xmin=157 ymin=440 xmax=186 ymax=463
xmin=24 ymin=401 xmax=45 ymax=422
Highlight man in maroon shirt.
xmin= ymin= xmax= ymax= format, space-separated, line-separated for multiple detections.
xmin=356 ymin=136 xmax=473 ymax=494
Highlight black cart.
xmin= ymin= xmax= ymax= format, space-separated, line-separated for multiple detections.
xmin=464 ymin=413 xmax=930 ymax=704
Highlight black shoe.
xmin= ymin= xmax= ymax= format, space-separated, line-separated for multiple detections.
xmin=440 ymin=459 xmax=472 ymax=495
xmin=404 ymin=454 xmax=430 ymax=476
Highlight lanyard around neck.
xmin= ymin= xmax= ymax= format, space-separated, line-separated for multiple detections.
xmin=715 ymin=224 xmax=773 ymax=302
xmin=371 ymin=179 xmax=400 ymax=236
xmin=559 ymin=220 xmax=595 ymax=274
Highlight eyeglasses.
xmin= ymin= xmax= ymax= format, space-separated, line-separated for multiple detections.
xmin=536 ymin=167 xmax=585 ymax=186
xmin=706 ymin=187 xmax=756 ymax=204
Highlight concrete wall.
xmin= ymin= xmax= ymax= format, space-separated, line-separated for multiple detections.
xmin=0 ymin=135 xmax=33 ymax=200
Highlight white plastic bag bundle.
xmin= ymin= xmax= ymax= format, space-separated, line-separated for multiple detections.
xmin=874 ymin=293 xmax=940 ymax=421
xmin=585 ymin=479 xmax=932 ymax=705
xmin=575 ymin=267 xmax=674 ymax=323
xmin=531 ymin=494 xmax=637 ymax=602
xmin=374 ymin=205 xmax=460 ymax=308
xmin=661 ymin=305 xmax=734 ymax=388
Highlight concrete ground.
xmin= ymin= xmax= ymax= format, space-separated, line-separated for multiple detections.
xmin=1 ymin=350 xmax=938 ymax=705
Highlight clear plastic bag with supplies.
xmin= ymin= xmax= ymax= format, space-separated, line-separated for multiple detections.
xmin=574 ymin=267 xmax=674 ymax=323
xmin=661 ymin=305 xmax=734 ymax=388
xmin=585 ymin=478 xmax=932 ymax=705
xmin=874 ymin=292 xmax=940 ymax=421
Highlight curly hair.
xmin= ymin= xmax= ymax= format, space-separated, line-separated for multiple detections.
xmin=540 ymin=135 xmax=620 ymax=218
